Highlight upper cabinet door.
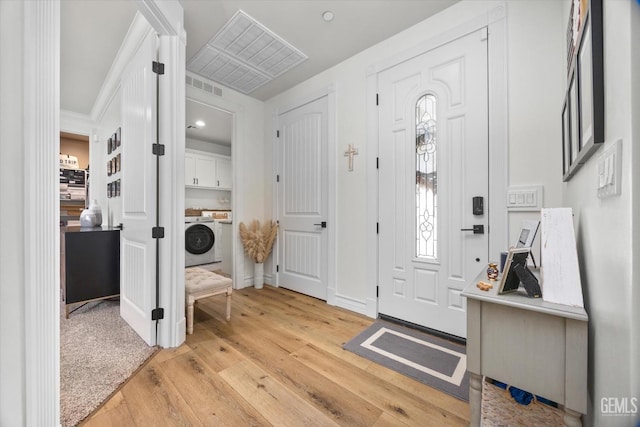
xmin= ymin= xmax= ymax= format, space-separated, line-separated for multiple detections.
xmin=185 ymin=152 xmax=197 ymax=186
xmin=216 ymin=157 xmax=232 ymax=190
xmin=194 ymin=155 xmax=217 ymax=188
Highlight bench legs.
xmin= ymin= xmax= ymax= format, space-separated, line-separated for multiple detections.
xmin=186 ymin=295 xmax=195 ymax=335
xmin=186 ymin=288 xmax=232 ymax=335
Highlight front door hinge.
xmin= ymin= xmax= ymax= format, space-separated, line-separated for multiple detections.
xmin=276 ymin=265 xmax=279 ymax=273
xmin=152 ymin=143 xmax=165 ymax=156
xmin=152 ymin=61 xmax=165 ymax=75
xmin=376 ymin=222 xmax=379 ymax=234
xmin=376 ymin=93 xmax=379 ymax=105
xmin=376 ymin=286 xmax=379 ymax=298
xmin=151 ymin=307 xmax=164 ymax=320
xmin=376 ymin=157 xmax=379 ymax=169
xmin=276 ymin=130 xmax=280 ymax=138
xmin=276 ymin=174 xmax=280 ymax=182
xmin=152 ymin=227 xmax=165 ymax=239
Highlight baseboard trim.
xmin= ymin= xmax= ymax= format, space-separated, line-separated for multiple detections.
xmin=334 ymin=294 xmax=367 ymax=316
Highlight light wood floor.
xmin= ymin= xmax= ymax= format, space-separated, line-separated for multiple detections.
xmin=82 ymin=285 xmax=470 ymax=426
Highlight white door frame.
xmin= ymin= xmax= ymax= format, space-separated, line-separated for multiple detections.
xmin=185 ymin=77 xmax=247 ymax=291
xmin=272 ymin=85 xmax=337 ymax=305
xmin=20 ymin=0 xmax=185 ymax=423
xmin=184 ymin=93 xmax=240 ymax=287
xmin=365 ymin=6 xmax=509 ymax=318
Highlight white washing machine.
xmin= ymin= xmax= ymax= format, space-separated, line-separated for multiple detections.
xmin=185 ymin=217 xmax=222 ymax=267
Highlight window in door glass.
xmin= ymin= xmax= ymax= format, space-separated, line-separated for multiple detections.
xmin=416 ymin=94 xmax=437 ymax=260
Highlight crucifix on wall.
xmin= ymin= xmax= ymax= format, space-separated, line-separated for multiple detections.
xmin=344 ymin=144 xmax=359 ymax=171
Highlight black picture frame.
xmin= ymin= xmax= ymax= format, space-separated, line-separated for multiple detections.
xmin=497 ymin=247 xmax=531 ymax=294
xmin=562 ymin=0 xmax=604 ymax=182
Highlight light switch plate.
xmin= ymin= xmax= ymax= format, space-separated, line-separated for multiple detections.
xmin=507 ymin=185 xmax=544 ymax=211
xmin=597 ymin=139 xmax=622 ymax=198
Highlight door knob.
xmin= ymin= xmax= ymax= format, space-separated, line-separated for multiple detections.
xmin=461 ymin=224 xmax=484 ymax=234
xmin=313 ymin=221 xmax=327 ymax=228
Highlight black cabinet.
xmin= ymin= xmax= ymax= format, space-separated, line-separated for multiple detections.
xmin=61 ymin=226 xmax=120 ymax=317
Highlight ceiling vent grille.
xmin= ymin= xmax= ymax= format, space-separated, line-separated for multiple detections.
xmin=186 ymin=75 xmax=223 ymax=97
xmin=187 ymin=10 xmax=307 ymax=95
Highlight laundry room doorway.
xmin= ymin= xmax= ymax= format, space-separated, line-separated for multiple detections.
xmin=185 ymin=98 xmax=235 ymax=279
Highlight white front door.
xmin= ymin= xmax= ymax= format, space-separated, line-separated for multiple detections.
xmin=378 ymin=29 xmax=489 ymax=338
xmin=276 ymin=96 xmax=328 ymax=300
xmin=120 ymin=30 xmax=158 ymax=345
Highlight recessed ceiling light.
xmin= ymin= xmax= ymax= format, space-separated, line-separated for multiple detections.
xmin=322 ymin=11 xmax=335 ymax=22
xmin=195 ymin=120 xmax=205 ymax=127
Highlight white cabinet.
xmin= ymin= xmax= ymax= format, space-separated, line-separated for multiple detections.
xmin=216 ymin=157 xmax=232 ymax=190
xmin=185 ymin=150 xmax=231 ymax=190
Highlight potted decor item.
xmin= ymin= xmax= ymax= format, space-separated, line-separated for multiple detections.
xmin=238 ymin=220 xmax=278 ymax=289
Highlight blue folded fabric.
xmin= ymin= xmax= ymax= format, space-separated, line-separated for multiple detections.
xmin=509 ymin=386 xmax=534 ymax=405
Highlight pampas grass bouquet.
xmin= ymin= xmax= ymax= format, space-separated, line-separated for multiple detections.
xmin=238 ymin=220 xmax=278 ymax=264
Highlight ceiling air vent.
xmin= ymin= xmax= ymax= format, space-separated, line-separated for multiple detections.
xmin=186 ymin=75 xmax=223 ymax=97
xmin=187 ymin=10 xmax=307 ymax=95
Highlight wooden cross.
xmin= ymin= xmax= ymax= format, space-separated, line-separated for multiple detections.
xmin=344 ymin=144 xmax=359 ymax=171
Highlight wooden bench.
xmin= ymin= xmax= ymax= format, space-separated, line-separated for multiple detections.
xmin=185 ymin=267 xmax=233 ymax=334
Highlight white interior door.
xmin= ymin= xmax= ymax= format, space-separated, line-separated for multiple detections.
xmin=276 ymin=96 xmax=328 ymax=300
xmin=378 ymin=29 xmax=489 ymax=338
xmin=120 ymin=30 xmax=158 ymax=345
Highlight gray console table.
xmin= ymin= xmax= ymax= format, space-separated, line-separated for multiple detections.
xmin=462 ymin=270 xmax=588 ymax=427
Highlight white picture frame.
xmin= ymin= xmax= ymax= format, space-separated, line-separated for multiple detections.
xmin=515 ymin=220 xmax=540 ymax=248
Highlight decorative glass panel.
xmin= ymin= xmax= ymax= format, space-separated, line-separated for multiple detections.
xmin=416 ymin=94 xmax=437 ymax=260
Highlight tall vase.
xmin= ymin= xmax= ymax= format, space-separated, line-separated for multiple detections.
xmin=253 ymin=262 xmax=264 ymax=289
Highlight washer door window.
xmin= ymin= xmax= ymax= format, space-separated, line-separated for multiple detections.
xmin=185 ymin=224 xmax=215 ymax=255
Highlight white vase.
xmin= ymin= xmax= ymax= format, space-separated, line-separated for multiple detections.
xmin=253 ymin=262 xmax=264 ymax=289
xmin=79 ymin=209 xmax=96 ymax=227
xmin=88 ymin=199 xmax=102 ymax=226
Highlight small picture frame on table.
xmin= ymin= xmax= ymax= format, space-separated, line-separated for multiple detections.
xmin=497 ymin=247 xmax=531 ymax=294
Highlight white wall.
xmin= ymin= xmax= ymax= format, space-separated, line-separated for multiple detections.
xmin=186 ymin=137 xmax=231 ymax=155
xmin=561 ymin=1 xmax=639 ymax=425
xmin=631 ymin=0 xmax=640 ymax=414
xmin=0 ymin=1 xmax=26 ymax=423
xmin=263 ymin=0 xmax=564 ymax=306
xmin=186 ymin=72 xmax=265 ymax=286
xmin=95 ymin=89 xmax=123 ymax=227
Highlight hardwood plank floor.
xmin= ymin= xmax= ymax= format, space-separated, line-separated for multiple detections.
xmin=83 ymin=285 xmax=470 ymax=426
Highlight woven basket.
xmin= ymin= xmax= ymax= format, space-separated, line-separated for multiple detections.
xmin=481 ymin=379 xmax=564 ymax=426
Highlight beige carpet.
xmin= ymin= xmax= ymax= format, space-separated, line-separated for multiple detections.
xmin=60 ymin=300 xmax=156 ymax=426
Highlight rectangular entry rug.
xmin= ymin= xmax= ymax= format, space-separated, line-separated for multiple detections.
xmin=343 ymin=320 xmax=469 ymax=401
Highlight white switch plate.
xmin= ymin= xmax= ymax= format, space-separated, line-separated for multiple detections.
xmin=507 ymin=185 xmax=544 ymax=211
xmin=597 ymin=139 xmax=622 ymax=198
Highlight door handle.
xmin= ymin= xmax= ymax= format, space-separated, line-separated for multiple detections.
xmin=461 ymin=224 xmax=484 ymax=234
xmin=313 ymin=221 xmax=327 ymax=228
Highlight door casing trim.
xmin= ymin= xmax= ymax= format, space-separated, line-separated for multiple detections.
xmin=365 ymin=4 xmax=509 ymax=319
xmin=272 ymin=84 xmax=338 ymax=306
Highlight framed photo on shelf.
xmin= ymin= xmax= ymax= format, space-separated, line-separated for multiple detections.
xmin=562 ymin=0 xmax=604 ymax=182
xmin=107 ymin=137 xmax=112 ymax=155
xmin=116 ymin=127 xmax=121 ymax=147
xmin=497 ymin=247 xmax=531 ymax=294
xmin=116 ymin=153 xmax=121 ymax=172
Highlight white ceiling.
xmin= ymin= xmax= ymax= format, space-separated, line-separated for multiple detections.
xmin=61 ymin=0 xmax=458 ymax=144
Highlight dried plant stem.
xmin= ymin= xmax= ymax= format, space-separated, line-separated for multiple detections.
xmin=239 ymin=220 xmax=278 ymax=263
